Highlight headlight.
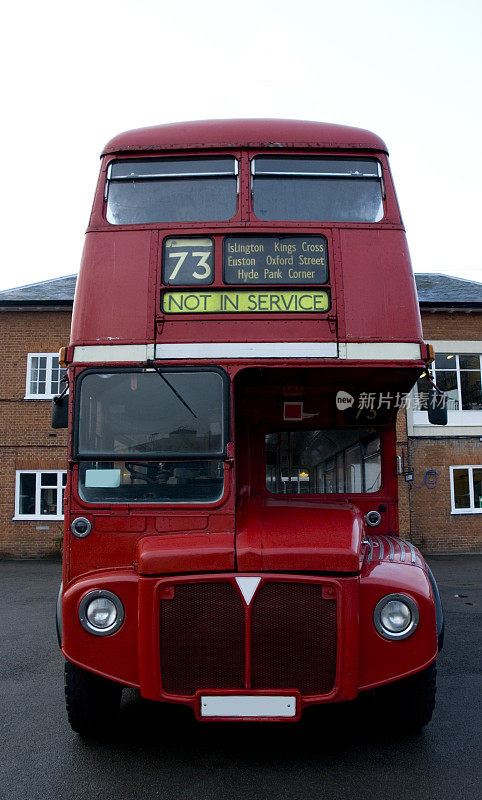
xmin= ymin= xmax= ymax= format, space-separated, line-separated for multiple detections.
xmin=79 ymin=590 xmax=124 ymax=636
xmin=373 ymin=593 xmax=419 ymax=640
xmin=87 ymin=597 xmax=117 ymax=628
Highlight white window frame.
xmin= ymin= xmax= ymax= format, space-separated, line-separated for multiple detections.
xmin=418 ymin=353 xmax=482 ymax=410
xmin=25 ymin=353 xmax=66 ymax=400
xmin=449 ymin=465 xmax=482 ymax=514
xmin=409 ymin=340 xmax=482 ymax=435
xmin=14 ymin=470 xmax=67 ymax=520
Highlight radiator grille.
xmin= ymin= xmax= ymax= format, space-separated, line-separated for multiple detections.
xmin=160 ymin=582 xmax=245 ymax=695
xmin=251 ymin=582 xmax=337 ymax=695
xmin=159 ymin=579 xmax=337 ymax=697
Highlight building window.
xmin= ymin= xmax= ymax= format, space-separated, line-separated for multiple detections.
xmin=450 ymin=466 xmax=482 ymax=514
xmin=14 ymin=470 xmax=67 ymax=520
xmin=25 ymin=354 xmax=67 ymax=399
xmin=416 ymin=353 xmax=482 ymax=411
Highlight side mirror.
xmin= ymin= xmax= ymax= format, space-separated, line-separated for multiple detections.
xmin=51 ymin=394 xmax=69 ymax=428
xmin=427 ymin=389 xmax=448 ymax=426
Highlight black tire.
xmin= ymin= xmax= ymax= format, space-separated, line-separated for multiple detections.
xmin=375 ymin=662 xmax=437 ymax=732
xmin=64 ymin=660 xmax=122 ymax=737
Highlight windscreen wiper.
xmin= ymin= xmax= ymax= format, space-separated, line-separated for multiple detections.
xmin=149 ymin=364 xmax=198 ymax=419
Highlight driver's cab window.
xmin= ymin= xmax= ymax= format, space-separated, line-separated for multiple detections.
xmin=265 ymin=428 xmax=381 ymax=494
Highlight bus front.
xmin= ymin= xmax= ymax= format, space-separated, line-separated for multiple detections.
xmin=59 ymin=120 xmax=442 ymax=735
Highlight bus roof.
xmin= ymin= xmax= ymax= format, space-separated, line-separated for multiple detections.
xmin=102 ymin=119 xmax=388 ymax=156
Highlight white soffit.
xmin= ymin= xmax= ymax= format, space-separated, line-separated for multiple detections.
xmin=428 ymin=340 xmax=482 ymax=353
xmin=338 ymin=342 xmax=422 ymax=359
xmin=72 ymin=342 xmax=423 ymax=362
xmin=155 ymin=342 xmax=337 ymax=359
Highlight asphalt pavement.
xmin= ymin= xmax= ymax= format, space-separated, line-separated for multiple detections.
xmin=0 ymin=555 xmax=480 ymax=800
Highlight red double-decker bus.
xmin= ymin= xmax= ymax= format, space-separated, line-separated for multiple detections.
xmin=55 ymin=119 xmax=444 ymax=735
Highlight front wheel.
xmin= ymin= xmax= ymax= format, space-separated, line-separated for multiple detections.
xmin=375 ymin=662 xmax=437 ymax=732
xmin=64 ymin=660 xmax=122 ymax=737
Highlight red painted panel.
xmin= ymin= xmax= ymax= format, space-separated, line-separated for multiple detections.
xmin=236 ymin=498 xmax=364 ymax=573
xmin=137 ymin=532 xmax=235 ymax=575
xmin=339 ymin=229 xmax=423 ymax=342
xmin=157 ymin=318 xmax=335 ymax=344
xmin=209 ymin=513 xmax=235 ymax=531
xmin=102 ymin=119 xmax=388 ymax=156
xmin=70 ymin=230 xmax=153 ymax=345
xmin=95 ymin=516 xmax=146 ymax=532
xmin=68 ymin=529 xmax=146 ymax=579
xmin=62 ymin=571 xmax=140 ymax=687
xmin=155 ymin=516 xmax=208 ymax=533
xmin=358 ymin=561 xmax=437 ymax=689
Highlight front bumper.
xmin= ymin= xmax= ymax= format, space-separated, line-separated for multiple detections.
xmin=62 ymin=567 xmax=438 ymax=718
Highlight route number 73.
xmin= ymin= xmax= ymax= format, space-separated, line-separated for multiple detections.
xmin=168 ymin=251 xmax=211 ymax=280
xmin=164 ymin=238 xmax=213 ymax=285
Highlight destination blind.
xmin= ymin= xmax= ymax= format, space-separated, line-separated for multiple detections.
xmin=223 ymin=236 xmax=328 ymax=284
xmin=162 ymin=290 xmax=330 ymax=314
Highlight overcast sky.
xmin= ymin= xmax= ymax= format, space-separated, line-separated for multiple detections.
xmin=1 ymin=0 xmax=481 ymax=290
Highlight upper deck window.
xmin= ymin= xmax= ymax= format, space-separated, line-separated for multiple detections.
xmin=105 ymin=157 xmax=238 ymax=224
xmin=252 ymin=157 xmax=384 ymax=222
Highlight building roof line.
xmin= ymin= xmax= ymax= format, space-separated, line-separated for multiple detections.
xmin=0 ymin=274 xmax=77 ymax=292
xmin=1 ymin=272 xmax=481 ymax=306
xmin=415 ymin=272 xmax=482 ymax=287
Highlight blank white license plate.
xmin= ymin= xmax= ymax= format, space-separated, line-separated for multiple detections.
xmin=200 ymin=695 xmax=297 ymax=718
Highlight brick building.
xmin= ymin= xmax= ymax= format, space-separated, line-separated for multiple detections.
xmin=0 ymin=272 xmax=480 ymax=557
xmin=397 ymin=274 xmax=482 ymax=552
xmin=0 ymin=277 xmax=74 ymax=558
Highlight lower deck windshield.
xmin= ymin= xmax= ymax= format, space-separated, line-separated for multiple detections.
xmin=78 ymin=460 xmax=224 ymax=503
xmin=75 ymin=367 xmax=227 ymax=504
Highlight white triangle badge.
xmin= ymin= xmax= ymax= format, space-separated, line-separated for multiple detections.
xmin=235 ymin=577 xmax=261 ymax=605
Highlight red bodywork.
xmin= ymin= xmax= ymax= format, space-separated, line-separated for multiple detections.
xmin=61 ymin=119 xmax=438 ymax=721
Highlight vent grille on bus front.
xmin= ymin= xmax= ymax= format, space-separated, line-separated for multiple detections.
xmin=160 ymin=582 xmax=245 ymax=696
xmin=159 ymin=579 xmax=337 ymax=697
xmin=250 ymin=582 xmax=337 ymax=695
